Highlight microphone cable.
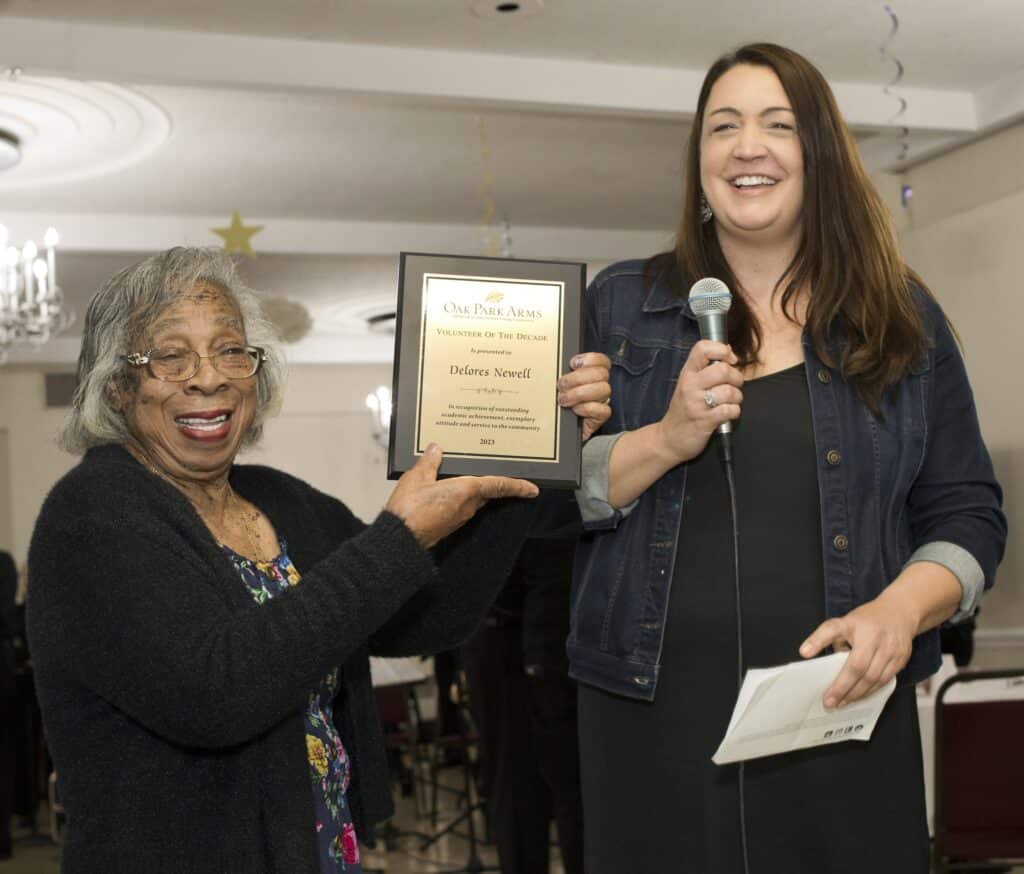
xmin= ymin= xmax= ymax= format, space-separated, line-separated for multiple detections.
xmin=689 ymin=277 xmax=750 ymax=871
xmin=719 ymin=431 xmax=751 ymax=874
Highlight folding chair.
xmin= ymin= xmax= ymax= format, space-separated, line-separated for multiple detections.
xmin=933 ymin=668 xmax=1024 ymax=872
xmin=374 ymin=683 xmax=432 ymax=851
xmin=417 ymin=672 xmax=498 ymax=874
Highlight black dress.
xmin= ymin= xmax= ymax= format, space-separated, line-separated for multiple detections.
xmin=578 ymin=363 xmax=929 ymax=874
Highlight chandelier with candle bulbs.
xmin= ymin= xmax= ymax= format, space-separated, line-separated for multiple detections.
xmin=0 ymin=224 xmax=73 ymax=363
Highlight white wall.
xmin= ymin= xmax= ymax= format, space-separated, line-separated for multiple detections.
xmin=0 ymin=369 xmax=78 ymax=561
xmin=0 ymin=428 xmax=12 ymax=553
xmin=897 ymin=122 xmax=1024 ymax=665
xmin=239 ymin=362 xmax=397 ymax=524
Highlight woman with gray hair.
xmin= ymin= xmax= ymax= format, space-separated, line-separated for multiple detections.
xmin=26 ymin=247 xmax=611 ymax=874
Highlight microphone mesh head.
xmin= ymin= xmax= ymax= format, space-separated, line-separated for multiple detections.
xmin=688 ymin=277 xmax=732 ymax=315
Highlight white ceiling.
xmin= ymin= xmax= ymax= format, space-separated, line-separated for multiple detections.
xmin=3 ymin=0 xmax=1023 ymax=89
xmin=1 ymin=0 xmax=1023 ymax=364
xmin=1 ymin=84 xmax=689 ymax=226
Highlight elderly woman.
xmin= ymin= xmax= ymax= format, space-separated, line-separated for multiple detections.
xmin=26 ymin=247 xmax=610 ymax=874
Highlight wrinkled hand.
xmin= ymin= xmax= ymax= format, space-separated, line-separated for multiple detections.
xmin=799 ymin=594 xmax=918 ymax=709
xmin=556 ymin=352 xmax=612 ymax=440
xmin=385 ymin=444 xmax=539 ymax=548
xmin=656 ymin=340 xmax=744 ymax=464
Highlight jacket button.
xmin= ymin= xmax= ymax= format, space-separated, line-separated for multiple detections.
xmin=817 ymin=368 xmax=832 ymax=384
xmin=832 ymin=534 xmax=849 ymax=551
xmin=826 ymin=449 xmax=842 ymax=465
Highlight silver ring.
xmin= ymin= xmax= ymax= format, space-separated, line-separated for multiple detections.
xmin=703 ymin=390 xmax=717 ymax=409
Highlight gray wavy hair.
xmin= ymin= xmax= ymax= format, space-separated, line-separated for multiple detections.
xmin=59 ymin=247 xmax=286 ymax=454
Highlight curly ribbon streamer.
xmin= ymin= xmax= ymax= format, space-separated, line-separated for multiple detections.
xmin=880 ymin=4 xmax=910 ymax=163
xmin=476 ymin=116 xmax=513 ymax=257
xmin=477 ymin=116 xmax=499 ymax=256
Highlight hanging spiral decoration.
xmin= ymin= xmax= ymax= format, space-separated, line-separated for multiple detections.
xmin=880 ymin=4 xmax=910 ymax=164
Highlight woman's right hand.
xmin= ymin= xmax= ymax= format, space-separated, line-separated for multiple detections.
xmin=384 ymin=444 xmax=540 ymax=548
xmin=654 ymin=340 xmax=744 ymax=464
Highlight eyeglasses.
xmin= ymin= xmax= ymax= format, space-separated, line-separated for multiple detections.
xmin=123 ymin=346 xmax=266 ymax=382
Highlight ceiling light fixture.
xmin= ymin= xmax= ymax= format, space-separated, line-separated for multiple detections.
xmin=471 ymin=0 xmax=543 ymax=19
xmin=0 ymin=223 xmax=74 ymax=364
xmin=366 ymin=311 xmax=396 ymax=335
xmin=0 ymin=130 xmax=21 ymax=172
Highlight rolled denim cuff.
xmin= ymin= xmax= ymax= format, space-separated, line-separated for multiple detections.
xmin=905 ymin=540 xmax=985 ymax=624
xmin=575 ymin=433 xmax=639 ymax=530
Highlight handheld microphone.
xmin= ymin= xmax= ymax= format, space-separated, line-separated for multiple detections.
xmin=688 ymin=277 xmax=734 ymax=439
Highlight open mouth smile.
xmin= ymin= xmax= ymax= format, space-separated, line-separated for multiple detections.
xmin=730 ymin=174 xmax=779 ymax=189
xmin=174 ymin=409 xmax=233 ymax=440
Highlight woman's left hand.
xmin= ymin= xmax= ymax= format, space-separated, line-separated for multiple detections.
xmin=798 ymin=593 xmax=919 ymax=709
xmin=557 ymin=352 xmax=612 ymax=440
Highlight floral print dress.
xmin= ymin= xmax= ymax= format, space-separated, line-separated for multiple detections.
xmin=223 ymin=542 xmax=362 ymax=873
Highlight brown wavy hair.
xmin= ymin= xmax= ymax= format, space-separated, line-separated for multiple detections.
xmin=672 ymin=42 xmax=933 ymax=412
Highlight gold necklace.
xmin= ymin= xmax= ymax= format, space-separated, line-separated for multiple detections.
xmin=230 ymin=489 xmax=270 ymax=563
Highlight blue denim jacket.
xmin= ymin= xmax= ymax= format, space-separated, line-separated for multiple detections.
xmin=568 ymin=259 xmax=1006 ymax=701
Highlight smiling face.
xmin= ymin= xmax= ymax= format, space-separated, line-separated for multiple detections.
xmin=699 ymin=63 xmax=804 ymax=251
xmin=119 ymin=283 xmax=258 ymax=482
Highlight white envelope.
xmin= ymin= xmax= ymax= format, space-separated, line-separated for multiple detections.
xmin=712 ymin=651 xmax=896 ymax=765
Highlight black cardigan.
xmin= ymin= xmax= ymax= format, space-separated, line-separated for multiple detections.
xmin=27 ymin=445 xmax=539 ymax=873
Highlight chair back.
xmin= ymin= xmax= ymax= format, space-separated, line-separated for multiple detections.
xmin=375 ymin=685 xmax=412 ymax=726
xmin=934 ymin=669 xmax=1024 ymax=868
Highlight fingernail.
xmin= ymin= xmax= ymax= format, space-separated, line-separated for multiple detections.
xmin=571 ymin=356 xmax=583 ymax=368
xmin=427 ymin=443 xmax=440 ymax=455
xmin=824 ymin=698 xmax=835 ymax=709
xmin=799 ymin=643 xmax=810 ymax=656
xmin=557 ymin=393 xmax=568 ymax=405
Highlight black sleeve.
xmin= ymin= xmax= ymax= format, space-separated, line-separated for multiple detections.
xmin=906 ymin=309 xmax=1006 ymax=588
xmin=369 ymin=497 xmax=540 ymax=656
xmin=28 ymin=509 xmax=437 ymax=750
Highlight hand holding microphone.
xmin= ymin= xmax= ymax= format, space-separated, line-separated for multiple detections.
xmin=655 ymin=278 xmax=744 ymax=464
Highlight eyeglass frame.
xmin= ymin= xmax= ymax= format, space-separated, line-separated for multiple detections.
xmin=122 ymin=345 xmax=267 ymax=382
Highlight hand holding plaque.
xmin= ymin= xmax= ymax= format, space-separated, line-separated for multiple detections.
xmin=385 ymin=443 xmax=541 ymax=548
xmin=557 ymin=352 xmax=613 ymax=441
xmin=389 ymin=253 xmax=587 ymax=488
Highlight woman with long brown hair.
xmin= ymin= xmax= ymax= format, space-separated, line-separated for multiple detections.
xmin=566 ymin=44 xmax=1005 ymax=872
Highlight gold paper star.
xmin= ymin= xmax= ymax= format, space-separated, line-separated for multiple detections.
xmin=212 ymin=211 xmax=264 ymax=255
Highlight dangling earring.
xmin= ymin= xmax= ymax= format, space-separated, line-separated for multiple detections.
xmin=700 ymin=192 xmax=713 ymax=224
